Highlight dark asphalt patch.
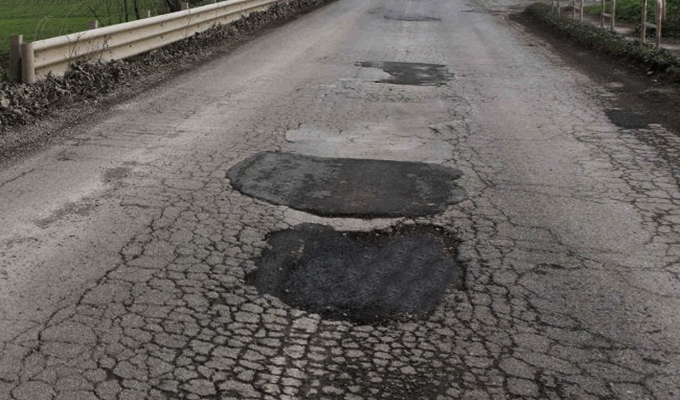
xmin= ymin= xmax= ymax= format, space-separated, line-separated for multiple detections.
xmin=605 ymin=109 xmax=654 ymax=129
xmin=246 ymin=223 xmax=463 ymax=324
xmin=227 ymin=152 xmax=467 ymax=218
xmin=382 ymin=11 xmax=441 ymax=21
xmin=357 ymin=61 xmax=453 ymax=86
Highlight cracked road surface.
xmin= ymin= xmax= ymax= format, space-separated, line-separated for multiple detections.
xmin=1 ymin=0 xmax=680 ymax=398
xmin=227 ymin=152 xmax=466 ymax=217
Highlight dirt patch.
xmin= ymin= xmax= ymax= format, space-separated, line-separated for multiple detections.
xmin=227 ymin=151 xmax=467 ymax=218
xmin=246 ymin=223 xmax=464 ymax=324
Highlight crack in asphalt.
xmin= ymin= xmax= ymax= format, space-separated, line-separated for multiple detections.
xmin=1 ymin=0 xmax=680 ymax=398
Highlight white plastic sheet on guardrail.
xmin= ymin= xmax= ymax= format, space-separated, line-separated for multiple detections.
xmin=11 ymin=0 xmax=282 ymax=83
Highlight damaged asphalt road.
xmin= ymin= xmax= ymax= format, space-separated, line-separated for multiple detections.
xmin=247 ymin=223 xmax=463 ymax=324
xmin=1 ymin=0 xmax=680 ymax=399
xmin=227 ymin=152 xmax=466 ymax=217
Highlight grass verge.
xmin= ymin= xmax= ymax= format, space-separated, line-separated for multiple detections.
xmin=524 ymin=3 xmax=680 ymax=73
xmin=586 ymin=0 xmax=680 ymax=37
xmin=0 ymin=0 xmax=215 ymax=80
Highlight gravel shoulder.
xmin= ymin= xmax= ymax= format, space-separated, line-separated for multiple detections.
xmin=512 ymin=10 xmax=680 ymax=138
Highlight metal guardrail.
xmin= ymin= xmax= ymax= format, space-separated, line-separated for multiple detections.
xmin=600 ymin=0 xmax=616 ymax=31
xmin=9 ymin=0 xmax=282 ymax=83
xmin=642 ymin=0 xmax=665 ymax=47
xmin=553 ymin=0 xmax=666 ymax=48
xmin=554 ymin=0 xmax=615 ymax=29
xmin=572 ymin=0 xmax=585 ymax=22
xmin=551 ymin=0 xmax=562 ymax=16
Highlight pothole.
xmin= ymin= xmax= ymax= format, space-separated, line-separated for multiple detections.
xmin=227 ymin=152 xmax=467 ymax=218
xmin=103 ymin=166 xmax=131 ymax=183
xmin=246 ymin=223 xmax=464 ymax=324
xmin=356 ymin=62 xmax=453 ymax=86
xmin=605 ymin=109 xmax=654 ymax=129
xmin=383 ymin=11 xmax=441 ymax=22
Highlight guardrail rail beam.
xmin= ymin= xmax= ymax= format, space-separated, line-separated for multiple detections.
xmin=13 ymin=0 xmax=283 ymax=83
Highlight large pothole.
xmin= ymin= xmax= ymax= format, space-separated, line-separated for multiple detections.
xmin=227 ymin=152 xmax=467 ymax=218
xmin=246 ymin=223 xmax=463 ymax=324
xmin=356 ymin=61 xmax=453 ymax=86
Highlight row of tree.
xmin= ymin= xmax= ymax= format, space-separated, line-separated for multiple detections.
xmin=164 ymin=0 xmax=206 ymax=12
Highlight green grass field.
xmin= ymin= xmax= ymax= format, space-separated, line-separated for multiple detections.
xmin=0 ymin=0 xmax=212 ymax=80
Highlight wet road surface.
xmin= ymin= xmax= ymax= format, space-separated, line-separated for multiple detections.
xmin=1 ymin=0 xmax=680 ymax=398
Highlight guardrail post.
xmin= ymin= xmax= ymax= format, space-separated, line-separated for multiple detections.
xmin=20 ymin=42 xmax=35 ymax=84
xmin=642 ymin=0 xmax=648 ymax=42
xmin=9 ymin=35 xmax=22 ymax=83
xmin=88 ymin=20 xmax=99 ymax=30
xmin=656 ymin=0 xmax=663 ymax=48
xmin=141 ymin=10 xmax=151 ymax=19
xmin=181 ymin=2 xmax=190 ymax=10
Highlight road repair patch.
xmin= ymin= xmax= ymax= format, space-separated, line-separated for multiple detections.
xmin=356 ymin=62 xmax=453 ymax=86
xmin=246 ymin=223 xmax=463 ymax=324
xmin=227 ymin=152 xmax=467 ymax=218
xmin=383 ymin=11 xmax=441 ymax=21
xmin=605 ymin=109 xmax=654 ymax=129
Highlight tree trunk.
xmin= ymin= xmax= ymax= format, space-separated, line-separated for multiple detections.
xmin=165 ymin=0 xmax=181 ymax=12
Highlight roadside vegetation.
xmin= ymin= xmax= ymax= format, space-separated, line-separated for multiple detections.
xmin=0 ymin=0 xmax=335 ymax=136
xmin=0 ymin=0 xmax=212 ymax=80
xmin=585 ymin=0 xmax=680 ymax=37
xmin=525 ymin=3 xmax=680 ymax=73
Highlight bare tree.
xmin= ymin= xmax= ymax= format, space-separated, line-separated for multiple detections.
xmin=164 ymin=0 xmax=182 ymax=12
xmin=133 ymin=0 xmax=141 ymax=20
xmin=164 ymin=0 xmax=204 ymax=12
